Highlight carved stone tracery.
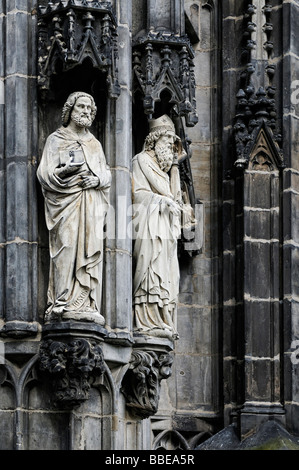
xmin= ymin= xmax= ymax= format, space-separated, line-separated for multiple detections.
xmin=133 ymin=31 xmax=198 ymax=127
xmin=233 ymin=1 xmax=283 ymax=171
xmin=37 ymin=0 xmax=120 ymax=98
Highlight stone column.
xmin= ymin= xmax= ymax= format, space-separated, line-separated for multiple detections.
xmin=0 ymin=0 xmax=39 ymax=338
xmin=221 ymin=0 xmax=246 ymax=427
xmin=222 ymin=0 xmax=286 ymax=436
xmin=239 ymin=147 xmax=284 ymax=438
xmin=237 ymin=0 xmax=285 ymax=438
xmin=102 ymin=0 xmax=133 ymax=341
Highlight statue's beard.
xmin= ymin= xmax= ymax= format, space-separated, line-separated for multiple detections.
xmin=155 ymin=145 xmax=174 ymax=172
xmin=71 ymin=111 xmax=93 ymax=128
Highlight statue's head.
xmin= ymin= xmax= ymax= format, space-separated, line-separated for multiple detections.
xmin=61 ymin=91 xmax=97 ymax=128
xmin=144 ymin=115 xmax=182 ymax=172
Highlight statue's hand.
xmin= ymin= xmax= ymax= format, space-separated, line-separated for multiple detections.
xmin=55 ymin=161 xmax=83 ymax=178
xmin=168 ymin=201 xmax=181 ymax=217
xmin=160 ymin=197 xmax=181 ymax=217
xmin=80 ymin=175 xmax=100 ymax=189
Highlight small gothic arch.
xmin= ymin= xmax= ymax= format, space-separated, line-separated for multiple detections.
xmin=153 ymin=429 xmax=190 ymax=450
xmin=250 ymin=149 xmax=274 ymax=171
xmin=0 ymin=363 xmax=16 ymax=406
xmin=0 ymin=356 xmax=40 ymax=450
xmin=154 ymin=89 xmax=177 ymax=118
xmin=17 ymin=356 xmax=40 ymax=408
xmin=247 ymin=122 xmax=284 ymax=171
xmin=0 ymin=355 xmax=40 ymax=409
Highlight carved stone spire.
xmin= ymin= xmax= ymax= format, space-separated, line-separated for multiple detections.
xmin=233 ymin=0 xmax=283 ymax=170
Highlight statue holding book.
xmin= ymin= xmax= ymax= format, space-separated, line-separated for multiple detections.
xmin=37 ymin=91 xmax=111 ymax=324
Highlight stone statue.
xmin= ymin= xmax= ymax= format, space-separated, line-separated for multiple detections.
xmin=132 ymin=115 xmax=196 ymax=340
xmin=37 ymin=91 xmax=111 ymax=325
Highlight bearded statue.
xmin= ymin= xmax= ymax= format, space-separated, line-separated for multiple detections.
xmin=132 ymin=115 xmax=195 ymax=340
xmin=37 ymin=92 xmax=111 ymax=324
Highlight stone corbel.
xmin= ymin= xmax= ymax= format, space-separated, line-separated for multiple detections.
xmin=121 ymin=339 xmax=173 ymax=419
xmin=38 ymin=322 xmax=107 ymax=408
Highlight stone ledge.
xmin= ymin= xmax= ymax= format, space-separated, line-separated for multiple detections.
xmin=0 ymin=321 xmax=40 ymax=338
xmin=42 ymin=320 xmax=108 ymax=342
xmin=105 ymin=330 xmax=134 ymax=346
xmin=133 ymin=333 xmax=174 ymax=353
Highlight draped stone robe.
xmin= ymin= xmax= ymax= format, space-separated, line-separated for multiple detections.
xmin=132 ymin=150 xmax=181 ymax=339
xmin=37 ymin=127 xmax=111 ymax=323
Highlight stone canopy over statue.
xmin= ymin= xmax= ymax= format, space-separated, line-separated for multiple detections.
xmin=132 ymin=115 xmax=196 ymax=340
xmin=37 ymin=91 xmax=111 ymax=325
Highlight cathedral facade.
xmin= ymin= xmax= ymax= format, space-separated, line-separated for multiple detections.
xmin=0 ymin=0 xmax=299 ymax=450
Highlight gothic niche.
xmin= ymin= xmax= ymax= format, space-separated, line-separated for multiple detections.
xmin=37 ymin=0 xmax=120 ymax=99
xmin=133 ymin=32 xmax=198 ymax=127
xmin=39 ymin=337 xmax=105 ymax=407
xmin=132 ymin=26 xmax=200 ymax=258
xmin=121 ymin=350 xmax=173 ymax=419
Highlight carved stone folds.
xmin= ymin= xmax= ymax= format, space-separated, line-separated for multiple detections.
xmin=122 ymin=346 xmax=173 ymax=419
xmin=39 ymin=322 xmax=106 ymax=408
xmin=133 ymin=31 xmax=198 ymax=126
xmin=37 ymin=0 xmax=120 ymax=98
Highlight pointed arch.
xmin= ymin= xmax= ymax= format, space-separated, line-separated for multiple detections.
xmin=153 ymin=429 xmax=189 ymax=450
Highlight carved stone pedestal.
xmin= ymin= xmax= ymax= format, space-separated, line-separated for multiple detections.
xmin=39 ymin=321 xmax=107 ymax=408
xmin=121 ymin=335 xmax=174 ymax=420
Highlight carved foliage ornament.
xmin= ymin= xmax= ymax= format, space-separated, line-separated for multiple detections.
xmin=133 ymin=32 xmax=198 ymax=127
xmin=39 ymin=338 xmax=105 ymax=407
xmin=121 ymin=350 xmax=173 ymax=419
xmin=37 ymin=0 xmax=120 ymax=98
